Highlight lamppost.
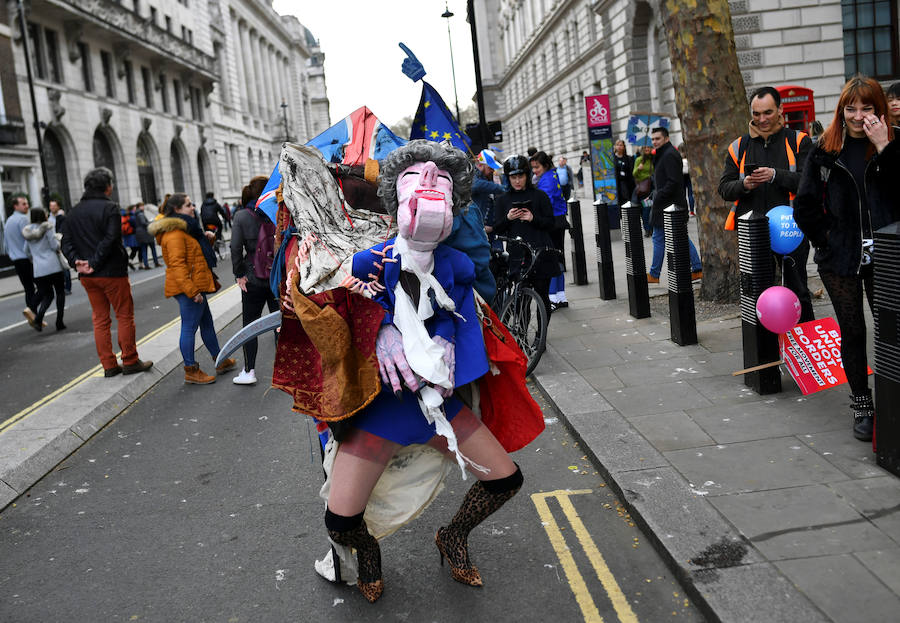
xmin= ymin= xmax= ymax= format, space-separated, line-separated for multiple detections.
xmin=280 ymin=100 xmax=290 ymax=143
xmin=16 ymin=0 xmax=50 ymax=207
xmin=441 ymin=3 xmax=461 ymax=124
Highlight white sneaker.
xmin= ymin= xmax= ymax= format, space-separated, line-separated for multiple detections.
xmin=233 ymin=369 xmax=257 ymax=385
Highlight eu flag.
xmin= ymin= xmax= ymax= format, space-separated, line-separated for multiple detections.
xmin=409 ymin=81 xmax=471 ymax=153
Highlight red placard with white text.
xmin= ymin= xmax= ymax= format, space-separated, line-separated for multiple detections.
xmin=779 ymin=318 xmax=871 ymax=395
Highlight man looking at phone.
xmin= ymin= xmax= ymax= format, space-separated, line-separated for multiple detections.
xmin=718 ymin=86 xmax=815 ymax=321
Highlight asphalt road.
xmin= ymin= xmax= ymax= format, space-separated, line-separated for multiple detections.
xmin=0 ymin=310 xmax=705 ymax=622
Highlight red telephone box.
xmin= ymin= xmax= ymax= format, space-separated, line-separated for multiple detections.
xmin=777 ymin=85 xmax=815 ymax=133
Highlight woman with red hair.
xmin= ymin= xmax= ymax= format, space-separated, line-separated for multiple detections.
xmin=795 ymin=75 xmax=900 ymax=442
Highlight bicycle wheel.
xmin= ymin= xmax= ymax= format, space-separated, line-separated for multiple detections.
xmin=499 ymin=286 xmax=549 ymax=376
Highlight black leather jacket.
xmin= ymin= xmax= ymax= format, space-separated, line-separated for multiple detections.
xmin=795 ymin=139 xmax=900 ymax=276
xmin=60 ymin=190 xmax=128 ymax=278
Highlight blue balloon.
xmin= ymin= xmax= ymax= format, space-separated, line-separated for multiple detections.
xmin=766 ymin=205 xmax=804 ymax=255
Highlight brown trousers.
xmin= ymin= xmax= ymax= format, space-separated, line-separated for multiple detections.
xmin=81 ymin=276 xmax=138 ymax=369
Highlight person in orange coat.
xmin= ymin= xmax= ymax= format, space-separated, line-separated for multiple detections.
xmin=149 ymin=193 xmax=236 ymax=384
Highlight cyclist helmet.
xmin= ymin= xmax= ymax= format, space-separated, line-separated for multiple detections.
xmin=504 ymin=155 xmax=530 ymax=177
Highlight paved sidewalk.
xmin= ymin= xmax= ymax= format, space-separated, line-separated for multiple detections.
xmin=531 ymin=188 xmax=900 ymax=622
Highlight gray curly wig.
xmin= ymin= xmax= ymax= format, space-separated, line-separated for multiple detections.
xmin=378 ymin=139 xmax=473 ymax=218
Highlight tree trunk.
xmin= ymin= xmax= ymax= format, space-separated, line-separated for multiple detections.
xmin=658 ymin=0 xmax=746 ymax=302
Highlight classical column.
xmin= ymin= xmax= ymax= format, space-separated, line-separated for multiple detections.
xmin=264 ymin=44 xmax=277 ymax=123
xmin=249 ymin=30 xmax=265 ymax=119
xmin=230 ymin=14 xmax=248 ymax=115
xmin=240 ymin=24 xmax=258 ymax=117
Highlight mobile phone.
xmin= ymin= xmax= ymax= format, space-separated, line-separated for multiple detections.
xmin=512 ymin=200 xmax=532 ymax=211
xmin=744 ymin=163 xmax=760 ymax=175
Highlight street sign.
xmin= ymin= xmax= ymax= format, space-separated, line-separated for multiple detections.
xmin=584 ymin=95 xmax=616 ymax=205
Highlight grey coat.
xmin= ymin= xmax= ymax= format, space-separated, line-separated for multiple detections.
xmin=23 ymin=222 xmax=64 ymax=278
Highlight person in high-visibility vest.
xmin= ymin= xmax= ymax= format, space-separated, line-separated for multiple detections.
xmin=718 ymin=86 xmax=815 ymax=322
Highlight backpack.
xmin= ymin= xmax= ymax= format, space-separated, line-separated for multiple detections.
xmin=252 ymin=211 xmax=277 ymax=280
xmin=724 ymin=129 xmax=808 ymax=230
xmin=121 ymin=214 xmax=134 ymax=236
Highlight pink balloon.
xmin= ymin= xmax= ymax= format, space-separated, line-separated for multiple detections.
xmin=756 ymin=286 xmax=801 ymax=334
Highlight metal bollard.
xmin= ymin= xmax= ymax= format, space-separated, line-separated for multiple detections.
xmin=874 ymin=222 xmax=900 ymax=475
xmin=568 ymin=198 xmax=588 ymax=286
xmin=664 ymin=206 xmax=697 ymax=345
xmin=737 ymin=212 xmax=781 ymax=394
xmin=593 ymin=200 xmax=615 ymax=300
xmin=621 ymin=202 xmax=650 ymax=318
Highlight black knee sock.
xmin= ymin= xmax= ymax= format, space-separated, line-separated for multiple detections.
xmin=324 ymin=508 xmax=365 ymax=533
xmin=482 ymin=464 xmax=524 ymax=495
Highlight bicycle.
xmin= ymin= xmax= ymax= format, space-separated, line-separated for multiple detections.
xmin=490 ymin=236 xmax=559 ymax=376
xmin=205 ymin=224 xmax=227 ymax=260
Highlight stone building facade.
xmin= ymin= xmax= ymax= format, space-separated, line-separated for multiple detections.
xmin=1 ymin=0 xmax=329 ymax=228
xmin=477 ymin=0 xmax=890 ymax=164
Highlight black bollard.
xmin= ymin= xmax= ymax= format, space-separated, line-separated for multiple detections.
xmin=621 ymin=202 xmax=650 ymax=318
xmin=737 ymin=212 xmax=781 ymax=394
xmin=593 ymin=200 xmax=615 ymax=300
xmin=874 ymin=222 xmax=900 ymax=476
xmin=664 ymin=206 xmax=697 ymax=345
xmin=568 ymin=198 xmax=588 ymax=286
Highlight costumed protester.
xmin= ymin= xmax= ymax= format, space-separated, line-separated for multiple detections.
xmin=273 ymin=139 xmax=542 ymax=604
xmin=795 ymin=75 xmax=900 ymax=443
xmin=492 ymin=155 xmax=558 ymax=314
xmin=230 ymin=175 xmax=279 ymax=385
xmin=23 ymin=208 xmax=67 ymax=331
xmin=149 ymin=194 xmax=237 ymax=384
xmin=329 ymin=140 xmax=524 ymax=602
xmin=529 ymin=151 xmax=568 ymax=310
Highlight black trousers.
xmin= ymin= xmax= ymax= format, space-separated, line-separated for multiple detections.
xmin=34 ymin=271 xmax=66 ymax=326
xmin=819 ymin=267 xmax=874 ymax=396
xmin=13 ymin=258 xmax=38 ymax=313
xmin=241 ymin=280 xmax=279 ymax=371
xmin=777 ymin=238 xmax=814 ymax=323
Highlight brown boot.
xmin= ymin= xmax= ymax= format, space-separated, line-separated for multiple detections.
xmin=215 ymin=357 xmax=237 ymax=375
xmin=435 ymin=465 xmax=523 ymax=586
xmin=184 ymin=364 xmax=215 ymax=385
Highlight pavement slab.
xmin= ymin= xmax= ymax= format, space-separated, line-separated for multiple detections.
xmin=685 ymin=400 xmax=845 ymax=445
xmin=664 ymin=437 xmax=850 ymax=496
xmin=602 ymin=380 xmax=714 ymax=418
xmin=775 ymin=554 xmax=900 ymax=622
xmin=629 ymin=411 xmax=717 ymax=452
xmin=709 ymin=484 xmax=895 ymax=560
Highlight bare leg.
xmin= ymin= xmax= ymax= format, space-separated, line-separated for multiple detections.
xmin=431 ymin=409 xmax=524 ymax=586
xmin=324 ymin=432 xmax=399 ymax=603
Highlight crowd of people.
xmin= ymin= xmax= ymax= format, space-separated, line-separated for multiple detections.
xmin=1 ymin=73 xmax=896 ymax=457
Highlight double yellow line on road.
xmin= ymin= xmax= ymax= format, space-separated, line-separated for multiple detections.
xmin=532 ymin=489 xmax=638 ymax=623
xmin=0 ymin=286 xmax=236 ymax=434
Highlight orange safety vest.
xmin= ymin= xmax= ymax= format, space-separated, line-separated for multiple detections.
xmin=724 ymin=130 xmax=808 ymax=230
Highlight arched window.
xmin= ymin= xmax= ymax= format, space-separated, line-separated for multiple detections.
xmin=170 ymin=140 xmax=185 ymax=192
xmin=43 ymin=129 xmax=70 ymax=208
xmin=136 ymin=133 xmax=159 ymax=205
xmin=197 ymin=149 xmax=211 ymax=197
xmin=92 ymin=128 xmax=119 ymax=203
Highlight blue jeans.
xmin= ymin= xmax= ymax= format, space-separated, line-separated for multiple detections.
xmin=649 ymin=226 xmax=702 ymax=278
xmin=174 ymin=293 xmax=220 ymax=366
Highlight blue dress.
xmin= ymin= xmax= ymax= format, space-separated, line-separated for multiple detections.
xmin=347 ymin=238 xmax=490 ymax=445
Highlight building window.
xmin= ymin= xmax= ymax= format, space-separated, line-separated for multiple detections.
xmin=187 ymin=29 xmax=194 ymax=45
xmin=141 ymin=66 xmax=153 ymax=108
xmin=842 ymin=0 xmax=899 ymax=79
xmin=44 ymin=29 xmax=63 ymax=83
xmin=150 ymin=6 xmax=158 ymax=26
xmin=181 ymin=25 xmax=188 ymax=40
xmin=165 ymin=15 xmax=172 ymax=32
xmin=78 ymin=42 xmax=93 ymax=92
xmin=173 ymin=79 xmax=184 ymax=116
xmin=100 ymin=51 xmax=115 ymax=98
xmin=133 ymin=0 xmax=140 ymax=14
xmin=27 ymin=23 xmax=47 ymax=80
xmin=124 ymin=60 xmax=135 ymax=104
xmin=160 ymin=74 xmax=169 ymax=113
